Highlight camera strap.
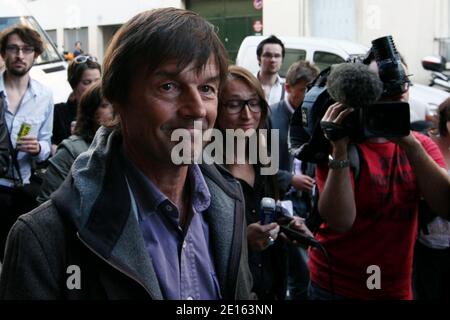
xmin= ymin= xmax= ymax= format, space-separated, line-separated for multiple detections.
xmin=348 ymin=144 xmax=361 ymax=184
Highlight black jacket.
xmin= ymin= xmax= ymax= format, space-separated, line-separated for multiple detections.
xmin=0 ymin=127 xmax=253 ymax=299
xmin=52 ymin=98 xmax=77 ymax=146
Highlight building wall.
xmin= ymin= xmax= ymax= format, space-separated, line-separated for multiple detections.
xmin=263 ymin=0 xmax=450 ymax=84
xmin=22 ymin=0 xmax=450 ymax=83
xmin=357 ymin=0 xmax=448 ymax=84
xmin=263 ymin=0 xmax=308 ymax=36
xmin=25 ymin=0 xmax=184 ymax=62
xmin=308 ymin=0 xmax=357 ymax=41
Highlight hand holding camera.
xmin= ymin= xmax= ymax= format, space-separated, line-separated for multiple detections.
xmin=320 ymin=102 xmax=353 ymax=142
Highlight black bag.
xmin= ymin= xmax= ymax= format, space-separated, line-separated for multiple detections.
xmin=0 ymin=95 xmax=10 ymax=177
xmin=4 ymin=103 xmax=43 ymax=204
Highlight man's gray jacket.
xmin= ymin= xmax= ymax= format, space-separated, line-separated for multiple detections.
xmin=271 ymin=99 xmax=294 ymax=172
xmin=0 ymin=127 xmax=253 ymax=299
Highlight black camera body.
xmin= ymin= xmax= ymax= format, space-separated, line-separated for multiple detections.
xmin=289 ymin=36 xmax=411 ymax=164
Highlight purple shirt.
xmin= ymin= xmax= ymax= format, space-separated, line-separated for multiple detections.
xmin=121 ymin=151 xmax=221 ymax=300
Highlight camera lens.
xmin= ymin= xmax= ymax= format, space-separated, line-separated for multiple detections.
xmin=371 ymin=36 xmax=407 ymax=97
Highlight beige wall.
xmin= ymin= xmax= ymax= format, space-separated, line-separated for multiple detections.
xmin=26 ymin=0 xmax=185 ymax=60
xmin=263 ymin=0 xmax=309 ymax=36
xmin=357 ymin=0 xmax=449 ymax=83
xmin=263 ymin=0 xmax=450 ymax=84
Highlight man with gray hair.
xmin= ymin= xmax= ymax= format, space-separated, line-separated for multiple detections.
xmin=0 ymin=8 xmax=253 ymax=300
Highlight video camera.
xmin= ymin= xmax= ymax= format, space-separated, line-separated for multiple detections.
xmin=289 ymin=35 xmax=411 ymax=163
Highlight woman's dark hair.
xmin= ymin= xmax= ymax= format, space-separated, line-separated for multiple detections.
xmin=67 ymin=56 xmax=101 ymax=90
xmin=74 ymin=82 xmax=105 ymax=143
xmin=438 ymin=97 xmax=450 ymax=136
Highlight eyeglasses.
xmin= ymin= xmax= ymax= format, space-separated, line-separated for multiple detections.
xmin=261 ymin=53 xmax=282 ymax=60
xmin=73 ymin=55 xmax=98 ymax=64
xmin=5 ymin=45 xmax=35 ymax=55
xmin=223 ymin=99 xmax=262 ymax=114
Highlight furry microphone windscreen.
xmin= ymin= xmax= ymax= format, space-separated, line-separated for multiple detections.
xmin=327 ymin=63 xmax=383 ymax=110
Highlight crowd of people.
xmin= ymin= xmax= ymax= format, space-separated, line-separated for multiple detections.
xmin=0 ymin=8 xmax=449 ymax=300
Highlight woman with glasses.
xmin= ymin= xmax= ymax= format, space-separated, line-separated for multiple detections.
xmin=52 ymin=54 xmax=101 ymax=150
xmin=37 ymin=82 xmax=113 ymax=204
xmin=215 ymin=65 xmax=312 ymax=300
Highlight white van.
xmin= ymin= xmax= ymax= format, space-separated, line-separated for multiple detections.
xmin=1 ymin=0 xmax=71 ymax=103
xmin=236 ymin=35 xmax=368 ymax=77
xmin=236 ymin=35 xmax=449 ymax=122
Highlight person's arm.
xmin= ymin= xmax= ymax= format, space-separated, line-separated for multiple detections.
xmin=318 ymin=141 xmax=356 ymax=232
xmin=276 ymin=170 xmax=293 ymax=191
xmin=317 ymin=103 xmax=356 ymax=232
xmin=277 ymin=170 xmax=315 ymax=192
xmin=396 ymin=134 xmax=450 ymax=219
xmin=290 ymin=174 xmax=315 ymax=191
xmin=36 ymin=146 xmax=74 ymax=204
xmin=34 ymin=95 xmax=54 ymax=162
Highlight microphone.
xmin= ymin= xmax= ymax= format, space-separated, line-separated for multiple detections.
xmin=260 ymin=197 xmax=321 ymax=248
xmin=327 ymin=62 xmax=383 ymax=110
xmin=260 ymin=197 xmax=276 ymax=225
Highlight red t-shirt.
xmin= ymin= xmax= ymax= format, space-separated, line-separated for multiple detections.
xmin=309 ymin=132 xmax=446 ymax=299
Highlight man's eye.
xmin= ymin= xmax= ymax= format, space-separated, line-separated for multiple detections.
xmin=161 ymin=83 xmax=175 ymax=91
xmin=200 ymin=85 xmax=215 ymax=94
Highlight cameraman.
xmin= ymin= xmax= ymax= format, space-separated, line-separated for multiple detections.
xmin=308 ymin=58 xmax=450 ymax=299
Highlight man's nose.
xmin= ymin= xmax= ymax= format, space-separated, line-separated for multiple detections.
xmin=16 ymin=49 xmax=25 ymax=58
xmin=180 ymin=88 xmax=207 ymax=118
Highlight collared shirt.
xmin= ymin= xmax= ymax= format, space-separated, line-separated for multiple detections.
xmin=0 ymin=71 xmax=53 ymax=187
xmin=121 ymin=149 xmax=221 ymax=300
xmin=282 ymin=97 xmax=303 ymax=187
xmin=256 ymin=72 xmax=285 ymax=106
xmin=284 ymin=96 xmax=295 ymax=114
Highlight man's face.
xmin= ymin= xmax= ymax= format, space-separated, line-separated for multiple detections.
xmin=258 ymin=43 xmax=283 ymax=76
xmin=286 ymin=79 xmax=309 ymax=109
xmin=2 ymin=34 xmax=36 ymax=77
xmin=120 ymin=57 xmax=220 ymax=166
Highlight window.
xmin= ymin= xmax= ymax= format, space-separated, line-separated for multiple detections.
xmin=280 ymin=48 xmax=307 ymax=77
xmin=313 ymin=51 xmax=345 ymax=71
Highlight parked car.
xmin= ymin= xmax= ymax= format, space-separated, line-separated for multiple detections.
xmin=1 ymin=0 xmax=71 ymax=103
xmin=236 ymin=35 xmax=450 ymax=122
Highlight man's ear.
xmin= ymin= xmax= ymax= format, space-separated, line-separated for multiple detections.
xmin=257 ymin=56 xmax=261 ymax=67
xmin=284 ymin=83 xmax=291 ymax=94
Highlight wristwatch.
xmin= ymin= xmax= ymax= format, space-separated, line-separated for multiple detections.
xmin=328 ymin=155 xmax=350 ymax=169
